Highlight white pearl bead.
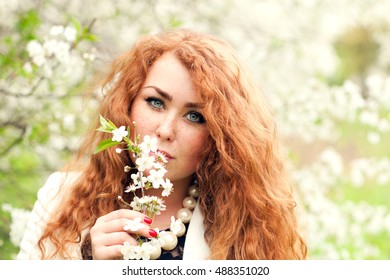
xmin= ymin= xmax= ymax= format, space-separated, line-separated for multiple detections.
xmin=188 ymin=184 xmax=200 ymax=198
xmin=160 ymin=231 xmax=178 ymax=251
xmin=175 ymin=222 xmax=186 ymax=237
xmin=177 ymin=208 xmax=192 ymax=223
xmin=182 ymin=196 xmax=196 ymax=210
xmin=148 ymin=244 xmax=162 ymax=260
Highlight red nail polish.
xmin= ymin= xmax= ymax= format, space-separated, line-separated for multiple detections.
xmin=149 ymin=228 xmax=158 ymax=238
xmin=144 ymin=216 xmax=152 ymax=225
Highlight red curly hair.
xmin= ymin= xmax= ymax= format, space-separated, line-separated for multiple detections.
xmin=38 ymin=29 xmax=306 ymax=259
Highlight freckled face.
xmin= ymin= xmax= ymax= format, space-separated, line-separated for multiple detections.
xmin=129 ymin=53 xmax=208 ymax=185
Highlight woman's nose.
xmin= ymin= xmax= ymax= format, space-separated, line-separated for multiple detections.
xmin=156 ymin=115 xmax=176 ymax=141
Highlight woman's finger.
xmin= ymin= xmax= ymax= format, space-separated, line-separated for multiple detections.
xmin=93 ymin=231 xmax=138 ymax=246
xmin=97 ymin=209 xmax=147 ymax=223
xmin=93 ymin=244 xmax=128 ymax=260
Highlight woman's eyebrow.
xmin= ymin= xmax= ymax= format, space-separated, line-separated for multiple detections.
xmin=185 ymin=102 xmax=202 ymax=109
xmin=143 ymin=85 xmax=203 ymax=108
xmin=143 ymin=86 xmax=172 ymax=101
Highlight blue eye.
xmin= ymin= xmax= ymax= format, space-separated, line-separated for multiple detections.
xmin=187 ymin=112 xmax=205 ymax=124
xmin=145 ymin=97 xmax=164 ymax=109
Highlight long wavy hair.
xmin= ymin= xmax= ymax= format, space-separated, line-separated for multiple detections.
xmin=38 ymin=29 xmax=306 ymax=259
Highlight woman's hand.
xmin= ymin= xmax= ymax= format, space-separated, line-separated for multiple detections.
xmin=90 ymin=209 xmax=156 ymax=260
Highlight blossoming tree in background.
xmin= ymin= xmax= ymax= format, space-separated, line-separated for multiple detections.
xmin=1 ymin=0 xmax=389 ymax=259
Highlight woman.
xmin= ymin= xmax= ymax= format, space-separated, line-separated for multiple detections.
xmin=17 ymin=29 xmax=307 ymax=260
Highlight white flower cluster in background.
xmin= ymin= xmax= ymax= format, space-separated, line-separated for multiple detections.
xmin=350 ymin=158 xmax=390 ymax=187
xmin=2 ymin=204 xmax=31 ymax=249
xmin=270 ymin=77 xmax=390 ymax=144
xmin=293 ymin=148 xmax=390 ymax=259
xmin=25 ymin=24 xmax=94 ymax=79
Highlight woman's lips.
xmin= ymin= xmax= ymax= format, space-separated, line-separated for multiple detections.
xmin=157 ymin=149 xmax=174 ymax=160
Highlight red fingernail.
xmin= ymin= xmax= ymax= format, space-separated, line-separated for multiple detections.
xmin=144 ymin=216 xmax=152 ymax=225
xmin=149 ymin=228 xmax=157 ymax=238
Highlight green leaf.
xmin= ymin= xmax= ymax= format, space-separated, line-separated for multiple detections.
xmin=107 ymin=118 xmax=117 ymax=129
xmin=99 ymin=115 xmax=116 ymax=131
xmin=70 ymin=17 xmax=82 ymax=34
xmin=168 ymin=16 xmax=183 ymax=29
xmin=93 ymin=139 xmax=119 ymax=154
xmin=122 ymin=136 xmax=134 ymax=147
xmin=17 ymin=10 xmax=41 ymax=40
xmin=96 ymin=127 xmax=112 ymax=133
xmin=84 ymin=33 xmax=98 ymax=42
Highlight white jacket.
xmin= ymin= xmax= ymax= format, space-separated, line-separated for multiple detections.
xmin=17 ymin=172 xmax=210 ymax=260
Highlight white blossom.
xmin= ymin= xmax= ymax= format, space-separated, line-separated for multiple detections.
xmin=124 ymin=184 xmax=138 ymax=193
xmin=140 ymin=242 xmax=157 ymax=260
xmin=64 ymin=26 xmax=77 ymax=42
xmin=26 ymin=40 xmax=46 ymax=66
xmin=131 ymin=196 xmax=166 ymax=215
xmin=121 ymin=242 xmax=143 ymax=260
xmin=135 ymin=154 xmax=155 ymax=172
xmin=123 ymin=217 xmax=145 ymax=232
xmin=2 ymin=204 xmax=31 ymax=247
xmin=161 ymin=179 xmax=173 ymax=197
xmin=50 ymin=25 xmax=64 ymax=36
xmin=155 ymin=151 xmax=168 ymax=163
xmin=138 ymin=135 xmax=158 ymax=154
xmin=111 ymin=126 xmax=128 ymax=142
xmin=170 ymin=216 xmax=184 ymax=235
xmin=131 ymin=172 xmax=147 ymax=187
xmin=147 ymin=169 xmax=166 ymax=189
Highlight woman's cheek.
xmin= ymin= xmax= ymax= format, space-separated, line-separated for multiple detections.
xmin=186 ymin=132 xmax=208 ymax=164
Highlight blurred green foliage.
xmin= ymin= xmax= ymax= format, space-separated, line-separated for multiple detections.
xmin=333 ymin=26 xmax=379 ymax=88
